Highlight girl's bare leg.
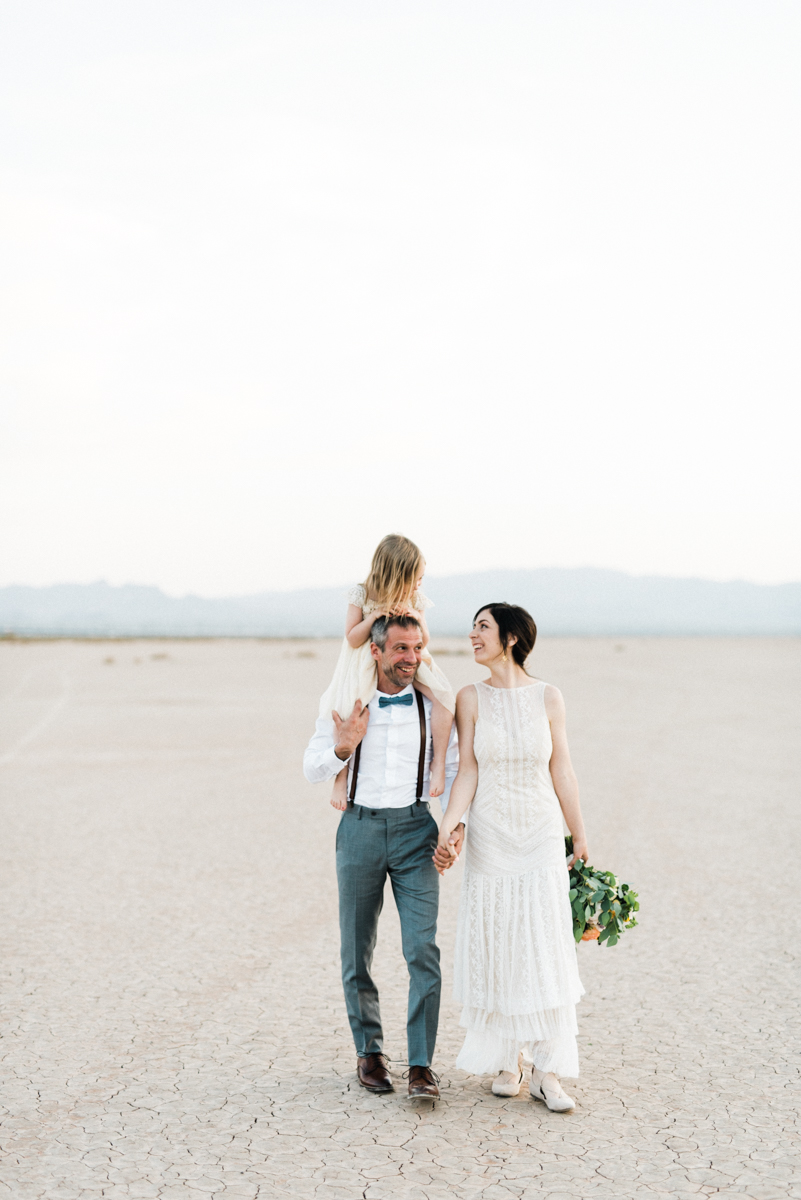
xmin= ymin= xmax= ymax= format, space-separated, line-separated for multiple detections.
xmin=330 ymin=764 xmax=349 ymax=811
xmin=414 ymin=684 xmax=453 ymax=798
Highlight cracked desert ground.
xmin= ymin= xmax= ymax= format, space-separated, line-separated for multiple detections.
xmin=0 ymin=636 xmax=799 ymax=1200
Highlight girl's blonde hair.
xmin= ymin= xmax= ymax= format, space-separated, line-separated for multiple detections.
xmin=363 ymin=534 xmax=424 ymax=612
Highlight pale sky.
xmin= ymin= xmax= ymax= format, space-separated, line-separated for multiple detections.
xmin=2 ymin=0 xmax=799 ymax=596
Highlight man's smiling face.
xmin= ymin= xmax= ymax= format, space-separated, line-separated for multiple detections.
xmin=372 ymin=623 xmax=423 ymax=691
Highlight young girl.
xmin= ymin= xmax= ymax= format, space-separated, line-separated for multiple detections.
xmin=320 ymin=534 xmax=456 ymax=811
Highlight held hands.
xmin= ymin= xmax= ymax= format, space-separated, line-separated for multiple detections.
xmin=332 ymin=700 xmax=370 ymax=761
xmin=433 ymin=822 xmax=465 ymax=875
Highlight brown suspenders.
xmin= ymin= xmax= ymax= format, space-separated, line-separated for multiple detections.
xmin=348 ymin=738 xmax=362 ymax=803
xmin=348 ymin=689 xmax=428 ymax=805
xmin=415 ymin=687 xmax=426 ymax=800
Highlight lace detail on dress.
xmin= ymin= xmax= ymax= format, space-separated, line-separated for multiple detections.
xmin=347 ymin=583 xmax=367 ymax=607
xmin=453 ymin=681 xmax=583 ymax=1078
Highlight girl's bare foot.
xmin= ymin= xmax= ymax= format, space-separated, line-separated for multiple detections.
xmin=429 ymin=759 xmax=446 ymax=798
xmin=330 ymin=768 xmax=348 ymax=811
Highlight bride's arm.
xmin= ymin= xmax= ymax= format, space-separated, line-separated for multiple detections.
xmin=437 ymin=686 xmax=479 ymax=842
xmin=545 ymin=684 xmax=589 ymax=867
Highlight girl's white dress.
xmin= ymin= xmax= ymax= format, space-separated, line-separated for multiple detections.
xmin=453 ymin=680 xmax=584 ymax=1078
xmin=318 ymin=584 xmax=455 ymax=719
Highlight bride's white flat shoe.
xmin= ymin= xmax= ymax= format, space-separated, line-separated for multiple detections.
xmin=491 ymin=1070 xmax=523 ymax=1097
xmin=529 ymin=1068 xmax=575 ymax=1112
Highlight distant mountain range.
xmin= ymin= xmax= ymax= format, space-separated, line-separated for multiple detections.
xmin=1 ymin=570 xmax=799 ymax=637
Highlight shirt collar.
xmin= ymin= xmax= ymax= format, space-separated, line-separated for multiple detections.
xmin=374 ymin=683 xmax=415 ymax=699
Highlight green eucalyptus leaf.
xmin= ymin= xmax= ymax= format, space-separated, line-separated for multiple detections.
xmin=566 ymin=836 xmax=639 ymax=948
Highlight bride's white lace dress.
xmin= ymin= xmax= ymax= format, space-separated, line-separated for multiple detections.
xmin=454 ymin=680 xmax=584 ymax=1077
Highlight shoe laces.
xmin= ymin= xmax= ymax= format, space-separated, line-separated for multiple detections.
xmin=363 ymin=1052 xmax=390 ymax=1065
xmin=402 ymin=1066 xmax=441 ymax=1083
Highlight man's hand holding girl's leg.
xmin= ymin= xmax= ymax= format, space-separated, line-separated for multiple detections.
xmin=332 ymin=700 xmax=370 ymax=761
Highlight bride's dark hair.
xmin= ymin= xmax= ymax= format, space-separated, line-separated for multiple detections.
xmin=473 ymin=602 xmax=537 ymax=669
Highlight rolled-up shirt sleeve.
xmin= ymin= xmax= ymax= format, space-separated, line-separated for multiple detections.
xmin=303 ymin=715 xmax=350 ymax=784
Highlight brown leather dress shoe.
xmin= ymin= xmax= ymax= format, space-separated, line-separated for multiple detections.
xmin=406 ymin=1065 xmax=440 ymax=1098
xmin=357 ymin=1053 xmax=394 ymax=1093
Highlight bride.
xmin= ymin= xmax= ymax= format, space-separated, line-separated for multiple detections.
xmin=437 ymin=602 xmax=589 ymax=1111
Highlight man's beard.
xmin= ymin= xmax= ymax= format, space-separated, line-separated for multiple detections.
xmin=381 ymin=658 xmax=419 ymax=690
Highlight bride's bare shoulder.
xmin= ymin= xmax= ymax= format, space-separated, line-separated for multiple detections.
xmin=543 ymin=682 xmax=566 ymax=719
xmin=456 ymin=683 xmax=479 ymax=713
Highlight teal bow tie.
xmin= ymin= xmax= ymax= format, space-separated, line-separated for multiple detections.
xmin=378 ymin=693 xmax=414 ymax=708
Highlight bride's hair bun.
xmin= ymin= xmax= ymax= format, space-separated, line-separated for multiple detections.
xmin=473 ymin=602 xmax=537 ymax=668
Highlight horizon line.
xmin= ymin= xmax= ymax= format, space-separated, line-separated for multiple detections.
xmin=2 ymin=565 xmax=800 ymax=599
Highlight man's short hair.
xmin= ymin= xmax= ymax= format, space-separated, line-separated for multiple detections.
xmin=370 ymin=613 xmax=421 ymax=651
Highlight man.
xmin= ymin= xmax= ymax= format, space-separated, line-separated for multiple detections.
xmin=303 ymin=614 xmax=464 ymax=1098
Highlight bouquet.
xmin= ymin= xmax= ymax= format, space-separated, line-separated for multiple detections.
xmin=565 ymin=835 xmax=639 ymax=947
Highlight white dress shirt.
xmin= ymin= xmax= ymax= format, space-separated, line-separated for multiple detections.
xmin=303 ymin=684 xmax=459 ymax=811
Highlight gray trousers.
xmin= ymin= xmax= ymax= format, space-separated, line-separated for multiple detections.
xmin=335 ymin=801 xmax=441 ymax=1067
